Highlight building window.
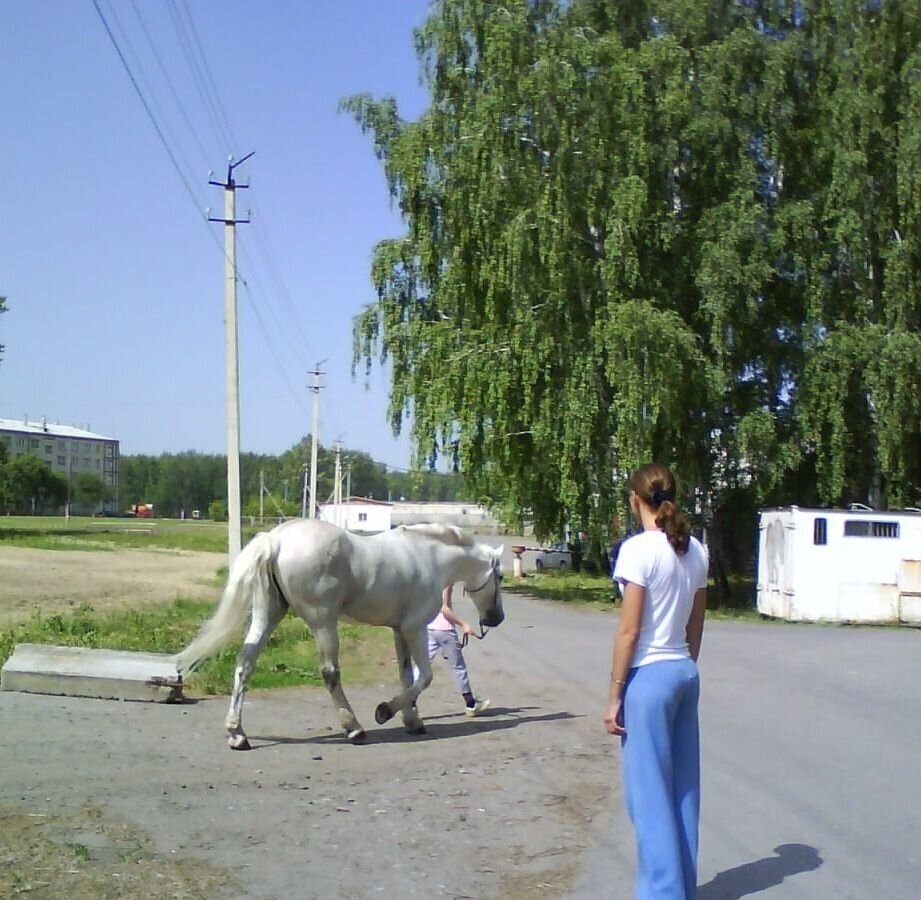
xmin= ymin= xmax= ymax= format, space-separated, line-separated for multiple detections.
xmin=358 ymin=512 xmax=368 ymax=522
xmin=45 ymin=445 xmax=53 ymax=454
xmin=30 ymin=439 xmax=39 ymax=449
xmin=57 ymin=456 xmax=65 ymax=466
xmin=844 ymin=520 xmax=899 ymax=539
xmin=813 ymin=518 xmax=827 ymax=545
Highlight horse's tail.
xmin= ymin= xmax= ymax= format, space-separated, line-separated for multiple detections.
xmin=174 ymin=531 xmax=276 ymax=675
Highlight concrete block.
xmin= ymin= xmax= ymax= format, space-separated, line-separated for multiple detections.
xmin=1 ymin=644 xmax=184 ymax=702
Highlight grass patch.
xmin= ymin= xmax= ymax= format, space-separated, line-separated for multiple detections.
xmin=505 ymin=570 xmax=618 ymax=607
xmin=0 ymin=598 xmax=394 ymax=695
xmin=506 ymin=570 xmax=761 ymax=619
xmin=0 ymin=516 xmax=263 ymax=554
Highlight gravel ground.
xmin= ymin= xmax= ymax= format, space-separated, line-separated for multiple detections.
xmin=0 ymin=541 xmax=616 ymax=898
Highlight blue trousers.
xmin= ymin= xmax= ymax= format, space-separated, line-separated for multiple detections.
xmin=622 ymin=658 xmax=700 ymax=900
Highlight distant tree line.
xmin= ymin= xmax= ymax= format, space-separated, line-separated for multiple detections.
xmin=118 ymin=438 xmax=468 ymax=519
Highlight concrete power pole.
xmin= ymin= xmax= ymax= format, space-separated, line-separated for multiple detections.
xmin=209 ymin=152 xmax=253 ymax=564
xmin=333 ymin=441 xmax=342 ymax=528
xmin=306 ymin=363 xmax=326 ymax=519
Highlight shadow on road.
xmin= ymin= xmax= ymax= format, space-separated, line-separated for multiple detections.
xmin=249 ymin=707 xmax=580 ymax=749
xmin=697 ymin=843 xmax=823 ymax=899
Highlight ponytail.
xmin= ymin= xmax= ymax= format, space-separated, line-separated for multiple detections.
xmin=654 ymin=500 xmax=690 ymax=555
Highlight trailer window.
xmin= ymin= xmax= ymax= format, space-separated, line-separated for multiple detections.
xmin=813 ymin=518 xmax=827 ymax=545
xmin=844 ymin=520 xmax=900 ymax=538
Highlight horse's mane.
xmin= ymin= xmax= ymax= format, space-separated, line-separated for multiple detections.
xmin=399 ymin=523 xmax=476 ymax=547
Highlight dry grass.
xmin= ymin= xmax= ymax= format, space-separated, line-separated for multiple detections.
xmin=0 ymin=804 xmax=235 ymax=899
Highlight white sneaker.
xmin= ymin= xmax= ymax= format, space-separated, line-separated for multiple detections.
xmin=465 ymin=699 xmax=491 ymax=717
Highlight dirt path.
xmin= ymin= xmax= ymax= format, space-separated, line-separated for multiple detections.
xmin=0 ymin=547 xmax=224 ymax=625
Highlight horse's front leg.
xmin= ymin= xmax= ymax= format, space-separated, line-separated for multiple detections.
xmin=311 ymin=618 xmax=366 ymax=743
xmin=375 ymin=626 xmax=431 ymax=732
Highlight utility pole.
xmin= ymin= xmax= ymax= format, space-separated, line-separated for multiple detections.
xmin=259 ymin=469 xmax=265 ymax=521
xmin=209 ymin=152 xmax=253 ymax=564
xmin=333 ymin=441 xmax=343 ymax=528
xmin=301 ymin=464 xmax=311 ymax=519
xmin=306 ymin=363 xmax=326 ymax=519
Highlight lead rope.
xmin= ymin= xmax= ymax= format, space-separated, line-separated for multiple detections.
xmin=460 ymin=625 xmax=489 ymax=648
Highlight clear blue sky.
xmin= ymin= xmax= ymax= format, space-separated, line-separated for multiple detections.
xmin=1 ymin=0 xmax=434 ymax=468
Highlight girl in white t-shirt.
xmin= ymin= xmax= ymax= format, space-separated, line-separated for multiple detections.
xmin=605 ymin=463 xmax=709 ymax=900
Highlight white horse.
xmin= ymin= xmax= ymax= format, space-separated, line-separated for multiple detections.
xmin=174 ymin=519 xmax=505 ymax=749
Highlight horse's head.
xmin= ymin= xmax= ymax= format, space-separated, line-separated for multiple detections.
xmin=466 ymin=544 xmax=505 ymax=629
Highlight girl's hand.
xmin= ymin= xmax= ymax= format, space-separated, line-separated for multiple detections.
xmin=461 ymin=623 xmax=475 ymax=637
xmin=604 ymin=698 xmax=625 ymax=736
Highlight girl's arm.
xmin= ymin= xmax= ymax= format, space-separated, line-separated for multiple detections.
xmin=686 ymin=587 xmax=707 ymax=662
xmin=603 ymin=581 xmax=644 ymax=736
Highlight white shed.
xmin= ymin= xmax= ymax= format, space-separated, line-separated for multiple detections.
xmin=757 ymin=506 xmax=921 ymax=625
xmin=319 ymin=497 xmax=392 ymax=534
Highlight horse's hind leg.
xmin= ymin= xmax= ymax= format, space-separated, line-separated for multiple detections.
xmin=311 ymin=619 xmax=365 ymax=742
xmin=375 ymin=626 xmax=432 ymax=733
xmin=392 ymin=629 xmax=427 ymax=735
xmin=225 ymin=587 xmax=287 ymax=750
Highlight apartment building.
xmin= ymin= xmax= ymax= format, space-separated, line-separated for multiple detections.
xmin=0 ymin=416 xmax=119 ymax=503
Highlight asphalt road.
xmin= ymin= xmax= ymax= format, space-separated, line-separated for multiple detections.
xmin=480 ymin=590 xmax=921 ymax=899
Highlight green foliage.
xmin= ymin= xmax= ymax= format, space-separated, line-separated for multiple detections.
xmin=1 ymin=454 xmax=67 ymax=514
xmin=344 ymin=0 xmax=921 ymax=547
xmin=71 ymin=471 xmax=112 ymax=508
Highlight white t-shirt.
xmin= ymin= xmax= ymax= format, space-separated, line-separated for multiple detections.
xmin=613 ymin=530 xmax=709 ymax=667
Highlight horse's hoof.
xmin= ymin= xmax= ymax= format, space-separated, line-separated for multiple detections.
xmin=347 ymin=728 xmax=367 ymax=743
xmin=228 ymin=734 xmax=251 ymax=751
xmin=407 ymin=724 xmax=427 ymax=736
xmin=374 ymin=702 xmax=394 ymax=724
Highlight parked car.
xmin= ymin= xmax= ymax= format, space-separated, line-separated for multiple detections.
xmin=535 ymin=542 xmax=573 ymax=571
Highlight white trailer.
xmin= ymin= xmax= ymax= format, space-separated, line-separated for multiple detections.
xmin=757 ymin=506 xmax=921 ymax=625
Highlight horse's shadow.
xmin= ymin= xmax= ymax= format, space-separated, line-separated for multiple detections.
xmin=696 ymin=843 xmax=823 ymax=899
xmin=249 ymin=706 xmax=580 ymax=749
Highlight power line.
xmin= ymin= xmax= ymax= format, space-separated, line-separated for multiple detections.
xmin=165 ymin=0 xmax=232 ymax=154
xmin=92 ymin=0 xmax=206 ymax=221
xmin=178 ymin=0 xmax=239 ymax=152
xmin=92 ymin=1 xmax=328 ymax=450
xmin=128 ymin=0 xmax=215 ymax=173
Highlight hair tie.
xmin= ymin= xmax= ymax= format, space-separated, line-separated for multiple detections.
xmin=650 ymin=488 xmax=675 ymax=508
